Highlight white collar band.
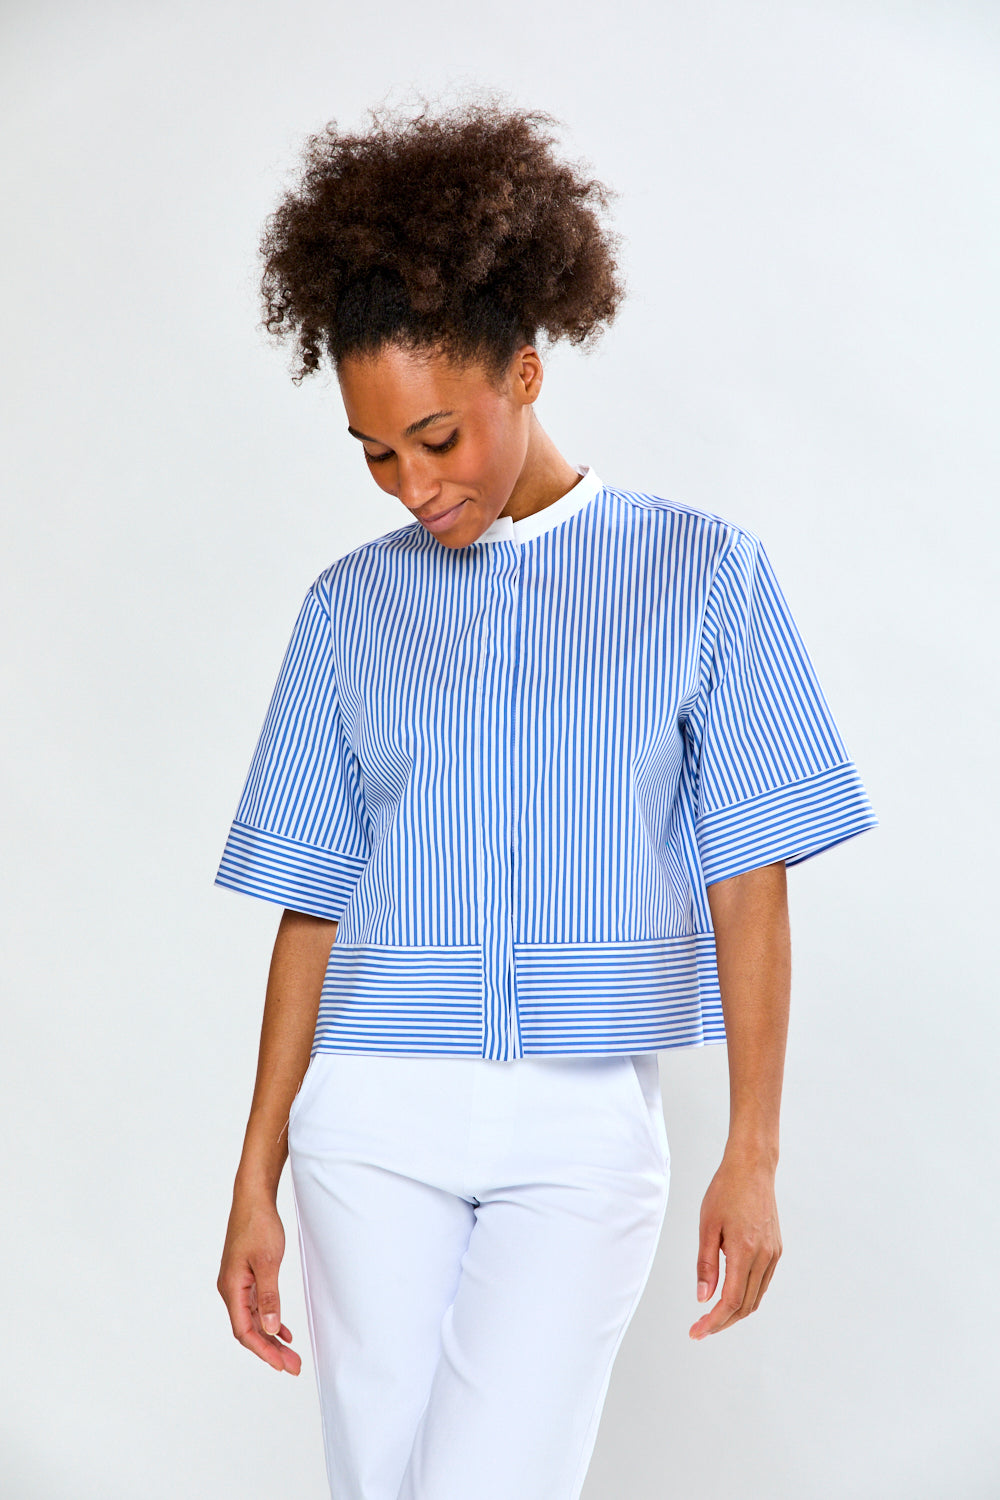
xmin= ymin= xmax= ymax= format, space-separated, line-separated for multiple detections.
xmin=471 ymin=465 xmax=604 ymax=546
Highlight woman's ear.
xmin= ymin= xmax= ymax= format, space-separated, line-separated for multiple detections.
xmin=509 ymin=344 xmax=544 ymax=406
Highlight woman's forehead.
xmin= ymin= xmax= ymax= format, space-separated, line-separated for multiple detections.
xmin=338 ymin=344 xmax=508 ymax=420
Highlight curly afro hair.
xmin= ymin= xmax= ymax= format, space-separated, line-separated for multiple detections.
xmin=258 ymin=91 xmax=626 ymax=386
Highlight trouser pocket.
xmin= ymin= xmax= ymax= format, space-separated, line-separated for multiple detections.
xmin=625 ymin=1054 xmax=670 ymax=1168
xmin=288 ymin=1052 xmax=324 ymax=1132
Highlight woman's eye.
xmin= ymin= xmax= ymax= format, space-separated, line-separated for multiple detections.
xmin=425 ymin=431 xmax=459 ymax=454
xmin=363 ymin=431 xmax=458 ymax=465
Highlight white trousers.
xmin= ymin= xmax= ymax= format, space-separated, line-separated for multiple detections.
xmin=287 ymin=1051 xmax=670 ymax=1500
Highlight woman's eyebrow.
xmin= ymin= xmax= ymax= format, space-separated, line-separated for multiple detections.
xmin=347 ymin=410 xmax=456 ymax=443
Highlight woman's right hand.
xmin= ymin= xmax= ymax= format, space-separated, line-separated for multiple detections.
xmin=217 ymin=910 xmax=337 ymax=1376
xmin=217 ymin=1192 xmax=303 ymax=1375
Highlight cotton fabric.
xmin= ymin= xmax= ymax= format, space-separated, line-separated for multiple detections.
xmin=287 ymin=1048 xmax=670 ymax=1500
xmin=215 ymin=465 xmax=878 ymax=1059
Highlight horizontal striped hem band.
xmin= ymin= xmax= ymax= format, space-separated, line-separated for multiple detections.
xmin=312 ymin=933 xmax=727 ymax=1059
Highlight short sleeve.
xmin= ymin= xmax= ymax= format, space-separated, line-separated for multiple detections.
xmin=684 ymin=529 xmax=878 ymax=886
xmin=214 ymin=581 xmax=370 ymax=920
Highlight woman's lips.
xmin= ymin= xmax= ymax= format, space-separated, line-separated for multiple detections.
xmin=422 ymin=500 xmax=467 ymax=532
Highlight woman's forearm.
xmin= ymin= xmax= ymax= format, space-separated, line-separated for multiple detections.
xmin=706 ymin=860 xmax=791 ymax=1165
xmin=233 ymin=908 xmax=338 ymax=1203
xmin=689 ymin=861 xmax=789 ymax=1338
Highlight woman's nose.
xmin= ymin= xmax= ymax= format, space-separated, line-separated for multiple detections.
xmin=396 ymin=458 xmax=441 ymax=512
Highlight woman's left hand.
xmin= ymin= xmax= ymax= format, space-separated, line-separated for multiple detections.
xmin=688 ymin=1146 xmax=782 ymax=1340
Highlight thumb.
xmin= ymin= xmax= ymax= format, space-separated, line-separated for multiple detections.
xmin=697 ymin=1228 xmax=721 ymax=1303
xmin=254 ymin=1263 xmax=282 ymax=1336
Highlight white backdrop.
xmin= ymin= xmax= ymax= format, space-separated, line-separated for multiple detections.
xmin=3 ymin=2 xmax=998 ymax=1496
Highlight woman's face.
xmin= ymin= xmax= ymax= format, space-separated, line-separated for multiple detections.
xmin=337 ymin=342 xmax=540 ymax=548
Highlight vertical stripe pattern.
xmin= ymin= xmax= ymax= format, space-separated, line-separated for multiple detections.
xmin=215 ymin=468 xmax=878 ymax=1059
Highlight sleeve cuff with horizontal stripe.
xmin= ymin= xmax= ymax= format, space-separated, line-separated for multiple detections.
xmin=214 ymin=821 xmax=368 ymax=922
xmin=695 ymin=760 xmax=879 ymax=886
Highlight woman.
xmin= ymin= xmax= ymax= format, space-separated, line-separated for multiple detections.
xmin=215 ymin=96 xmax=877 ymax=1500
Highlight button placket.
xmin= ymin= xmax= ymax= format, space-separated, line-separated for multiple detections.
xmin=507 ymin=547 xmax=526 ymax=1053
xmin=477 ymin=542 xmax=523 ymax=1060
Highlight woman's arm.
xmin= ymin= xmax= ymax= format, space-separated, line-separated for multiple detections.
xmin=217 ymin=908 xmax=338 ymax=1373
xmin=689 ymin=859 xmax=790 ymax=1340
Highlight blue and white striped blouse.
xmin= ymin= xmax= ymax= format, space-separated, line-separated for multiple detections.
xmin=215 ymin=465 xmax=877 ymax=1060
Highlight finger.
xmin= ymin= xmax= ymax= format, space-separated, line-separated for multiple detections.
xmin=250 ymin=1260 xmax=282 ymax=1337
xmin=706 ymin=1243 xmax=781 ymax=1331
xmin=219 ymin=1272 xmax=259 ymax=1344
xmin=243 ymin=1324 xmax=298 ymax=1371
xmin=230 ymin=1297 xmax=288 ymax=1370
xmin=253 ymin=1309 xmax=298 ymax=1349
xmin=750 ymin=1250 xmax=781 ymax=1313
xmin=689 ymin=1252 xmax=754 ymax=1340
xmin=263 ymin=1330 xmax=302 ymax=1375
xmin=696 ymin=1227 xmax=721 ymax=1304
xmin=244 ymin=1306 xmax=303 ymax=1373
xmin=232 ymin=1281 xmax=300 ymax=1374
xmin=255 ymin=1316 xmax=302 ymax=1374
xmin=739 ymin=1259 xmax=769 ymax=1322
xmin=711 ymin=1250 xmax=771 ymax=1333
